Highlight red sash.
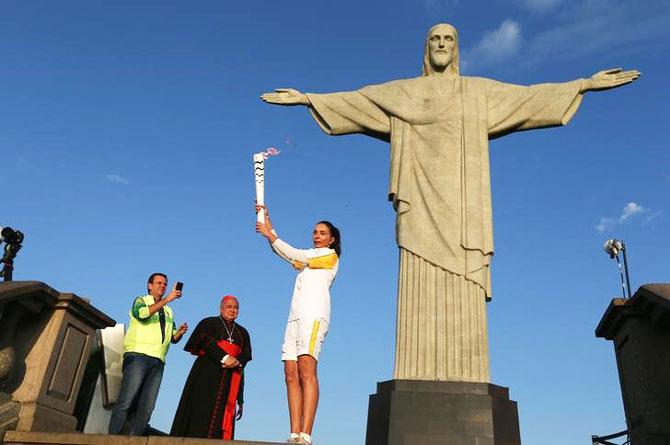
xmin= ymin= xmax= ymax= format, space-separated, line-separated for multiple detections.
xmin=216 ymin=339 xmax=242 ymax=440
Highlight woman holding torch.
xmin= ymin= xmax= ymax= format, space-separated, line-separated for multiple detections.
xmin=256 ymin=205 xmax=341 ymax=445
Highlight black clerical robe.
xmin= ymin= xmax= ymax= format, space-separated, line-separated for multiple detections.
xmin=170 ymin=316 xmax=252 ymax=439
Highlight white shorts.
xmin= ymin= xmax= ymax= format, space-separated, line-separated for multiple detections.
xmin=281 ymin=318 xmax=329 ymax=362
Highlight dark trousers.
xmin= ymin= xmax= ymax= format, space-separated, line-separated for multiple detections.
xmin=108 ymin=352 xmax=164 ymax=435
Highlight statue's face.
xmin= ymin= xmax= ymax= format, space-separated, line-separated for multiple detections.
xmin=427 ymin=24 xmax=456 ymax=72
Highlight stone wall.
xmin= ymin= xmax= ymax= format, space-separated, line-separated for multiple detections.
xmin=0 ymin=282 xmax=115 ymax=441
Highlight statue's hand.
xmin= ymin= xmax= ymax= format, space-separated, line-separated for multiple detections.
xmin=261 ymin=88 xmax=309 ymax=106
xmin=583 ymin=68 xmax=640 ymax=92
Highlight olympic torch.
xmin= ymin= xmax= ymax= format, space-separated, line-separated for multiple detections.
xmin=253 ymin=153 xmax=266 ymax=223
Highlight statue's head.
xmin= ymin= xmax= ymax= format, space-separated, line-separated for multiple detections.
xmin=423 ymin=23 xmax=460 ymax=76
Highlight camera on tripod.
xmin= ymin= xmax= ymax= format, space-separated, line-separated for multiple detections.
xmin=1 ymin=226 xmax=24 ymax=245
xmin=1 ymin=225 xmax=25 ymax=282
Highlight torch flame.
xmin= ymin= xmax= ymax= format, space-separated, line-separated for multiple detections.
xmin=261 ymin=147 xmax=281 ymax=160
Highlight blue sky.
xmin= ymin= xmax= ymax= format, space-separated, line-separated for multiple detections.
xmin=2 ymin=1 xmax=669 ymax=443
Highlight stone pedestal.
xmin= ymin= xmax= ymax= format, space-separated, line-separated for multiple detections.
xmin=596 ymin=284 xmax=670 ymax=444
xmin=366 ymin=380 xmax=520 ymax=445
xmin=0 ymin=282 xmax=115 ymax=438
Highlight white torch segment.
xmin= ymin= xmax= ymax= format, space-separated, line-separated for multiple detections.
xmin=253 ymin=153 xmax=266 ymax=223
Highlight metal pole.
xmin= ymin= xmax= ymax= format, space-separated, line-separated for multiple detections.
xmin=2 ymin=260 xmax=12 ymax=282
xmin=622 ymin=242 xmax=632 ymax=298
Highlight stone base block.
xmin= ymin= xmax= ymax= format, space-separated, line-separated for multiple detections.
xmin=0 ymin=400 xmax=20 ymax=440
xmin=15 ymin=403 xmax=77 ymax=434
xmin=366 ymin=380 xmax=520 ymax=445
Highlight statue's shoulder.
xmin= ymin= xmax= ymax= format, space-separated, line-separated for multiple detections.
xmin=363 ymin=76 xmax=422 ymax=90
xmin=358 ymin=76 xmax=422 ymax=98
xmin=460 ymin=76 xmax=497 ymax=87
xmin=389 ymin=75 xmax=424 ymax=85
xmin=380 ymin=75 xmax=497 ymax=89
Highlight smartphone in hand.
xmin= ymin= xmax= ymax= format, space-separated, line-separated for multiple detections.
xmin=176 ymin=282 xmax=184 ymax=291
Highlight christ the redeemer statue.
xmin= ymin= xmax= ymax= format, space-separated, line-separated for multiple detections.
xmin=261 ymin=23 xmax=639 ymax=383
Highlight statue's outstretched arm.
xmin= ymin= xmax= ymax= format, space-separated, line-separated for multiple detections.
xmin=260 ymin=88 xmax=310 ymax=106
xmin=580 ymin=68 xmax=641 ymax=93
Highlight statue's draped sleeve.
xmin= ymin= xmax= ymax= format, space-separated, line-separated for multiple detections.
xmin=306 ymin=92 xmax=391 ymax=141
xmin=482 ymin=78 xmax=584 ymax=138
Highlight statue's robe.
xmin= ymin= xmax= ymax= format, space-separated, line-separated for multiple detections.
xmin=306 ymin=75 xmax=583 ymax=381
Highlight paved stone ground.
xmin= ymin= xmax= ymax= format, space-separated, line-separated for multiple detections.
xmin=2 ymin=431 xmax=286 ymax=445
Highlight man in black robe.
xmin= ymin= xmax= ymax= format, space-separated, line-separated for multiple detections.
xmin=170 ymin=295 xmax=252 ymax=439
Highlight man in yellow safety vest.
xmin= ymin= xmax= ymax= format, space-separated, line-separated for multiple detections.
xmin=108 ymin=272 xmax=188 ymax=435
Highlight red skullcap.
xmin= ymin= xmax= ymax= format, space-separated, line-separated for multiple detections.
xmin=221 ymin=295 xmax=238 ymax=305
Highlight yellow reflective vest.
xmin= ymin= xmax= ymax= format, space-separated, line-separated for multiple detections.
xmin=124 ymin=295 xmax=174 ymax=363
